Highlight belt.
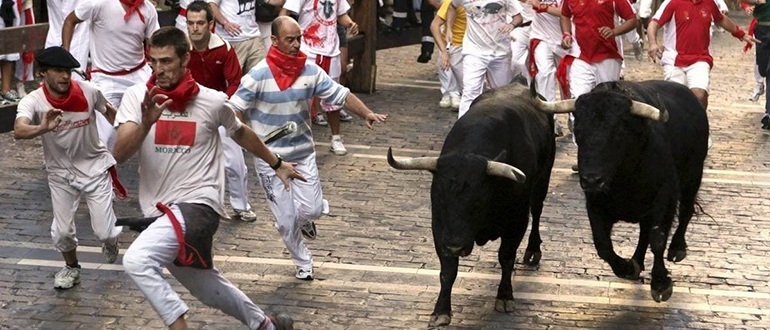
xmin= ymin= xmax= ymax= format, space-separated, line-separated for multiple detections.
xmin=90 ymin=59 xmax=147 ymax=76
xmin=756 ymin=21 xmax=770 ymax=26
xmin=178 ymin=8 xmax=187 ymax=17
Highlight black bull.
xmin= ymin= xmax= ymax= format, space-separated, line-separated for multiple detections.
xmin=388 ymin=83 xmax=556 ymax=327
xmin=549 ymin=80 xmax=708 ymax=302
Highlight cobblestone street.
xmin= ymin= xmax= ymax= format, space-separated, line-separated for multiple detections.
xmin=2 ymin=12 xmax=770 ymax=329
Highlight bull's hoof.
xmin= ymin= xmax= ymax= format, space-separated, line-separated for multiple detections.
xmin=494 ymin=298 xmax=515 ymax=313
xmin=523 ymin=250 xmax=542 ymax=266
xmin=620 ymin=258 xmax=642 ymax=280
xmin=667 ymin=248 xmax=687 ymax=262
xmin=428 ymin=314 xmax=451 ymax=327
xmin=650 ymin=277 xmax=674 ymax=302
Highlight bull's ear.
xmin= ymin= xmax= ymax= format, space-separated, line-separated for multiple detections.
xmin=493 ymin=150 xmax=507 ymax=162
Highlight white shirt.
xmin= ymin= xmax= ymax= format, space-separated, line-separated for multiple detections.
xmin=175 ymin=0 xmax=194 ymax=31
xmin=46 ymin=0 xmax=90 ymax=73
xmin=16 ymin=83 xmax=116 ymax=180
xmin=207 ymin=0 xmax=261 ymax=42
xmin=74 ymin=0 xmax=159 ymax=72
xmin=117 ymin=84 xmax=243 ymax=218
xmin=283 ymin=0 xmax=351 ymax=57
xmin=529 ymin=0 xmax=563 ymax=44
xmin=452 ymin=0 xmax=523 ymax=56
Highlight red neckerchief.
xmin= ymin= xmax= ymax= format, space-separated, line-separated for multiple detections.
xmin=146 ymin=70 xmax=200 ymax=113
xmin=266 ymin=46 xmax=308 ymax=91
xmin=43 ymin=80 xmax=88 ymax=112
xmin=120 ymin=0 xmax=145 ymax=23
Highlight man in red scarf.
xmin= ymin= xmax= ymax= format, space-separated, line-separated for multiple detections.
xmin=113 ymin=27 xmax=301 ymax=330
xmin=227 ymin=17 xmax=387 ymax=282
xmin=13 ymin=46 xmax=124 ymax=290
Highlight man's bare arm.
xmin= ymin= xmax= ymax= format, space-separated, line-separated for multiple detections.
xmin=62 ymin=12 xmax=84 ymax=51
xmin=14 ymin=110 xmax=63 ymax=140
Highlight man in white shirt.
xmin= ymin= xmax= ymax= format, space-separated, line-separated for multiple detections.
xmin=114 ymin=26 xmax=301 ymax=330
xmin=448 ymin=0 xmax=524 ymax=117
xmin=14 ymin=47 xmax=123 ymax=291
xmin=207 ymin=0 xmax=264 ymax=72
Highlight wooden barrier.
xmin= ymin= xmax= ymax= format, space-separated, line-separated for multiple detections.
xmin=0 ymin=23 xmax=49 ymax=133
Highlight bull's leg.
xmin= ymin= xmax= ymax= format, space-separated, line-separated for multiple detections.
xmin=523 ymin=201 xmax=543 ymax=266
xmin=668 ymin=190 xmax=697 ymax=262
xmin=430 ymin=255 xmax=459 ymax=327
xmin=588 ymin=211 xmax=641 ymax=280
xmin=649 ymin=220 xmax=674 ymax=302
xmin=496 ymin=226 xmax=526 ymax=313
xmin=631 ymin=221 xmax=651 ymax=272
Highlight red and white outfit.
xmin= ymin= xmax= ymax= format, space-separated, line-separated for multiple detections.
xmin=174 ymin=0 xmax=193 ymax=31
xmin=14 ymin=0 xmax=34 ymax=84
xmin=188 ymin=33 xmax=255 ymax=215
xmin=46 ymin=0 xmax=90 ymax=77
xmin=207 ymin=0 xmax=263 ymax=72
xmin=452 ymin=0 xmax=523 ymax=117
xmin=73 ymin=0 xmax=158 ymax=107
xmin=284 ymin=0 xmax=350 ymax=112
xmin=16 ymin=82 xmax=122 ymax=253
xmin=0 ymin=0 xmax=20 ymax=61
xmin=561 ymin=0 xmax=636 ymax=98
xmin=510 ymin=2 xmax=535 ymax=82
xmin=117 ymin=81 xmax=272 ymax=328
xmin=652 ymin=0 xmax=724 ymax=92
xmin=529 ymin=0 xmax=568 ymax=101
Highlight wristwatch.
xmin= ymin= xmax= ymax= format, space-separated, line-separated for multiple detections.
xmin=270 ymin=154 xmax=283 ymax=170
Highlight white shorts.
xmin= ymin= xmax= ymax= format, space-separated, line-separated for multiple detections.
xmin=305 ymin=52 xmax=341 ymax=80
xmin=663 ymin=62 xmax=710 ymax=92
xmin=569 ymin=58 xmax=622 ymax=98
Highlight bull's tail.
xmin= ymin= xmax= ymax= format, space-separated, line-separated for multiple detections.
xmin=693 ymin=196 xmax=716 ymax=225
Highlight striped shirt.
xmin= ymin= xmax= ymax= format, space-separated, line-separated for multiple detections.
xmin=227 ymin=59 xmax=350 ymax=161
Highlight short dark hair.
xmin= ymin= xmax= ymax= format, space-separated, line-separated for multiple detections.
xmin=149 ymin=26 xmax=190 ymax=59
xmin=186 ymin=0 xmax=213 ymax=22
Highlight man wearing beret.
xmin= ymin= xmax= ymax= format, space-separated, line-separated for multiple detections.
xmin=13 ymin=46 xmax=124 ymax=290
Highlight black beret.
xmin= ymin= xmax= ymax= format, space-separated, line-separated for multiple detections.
xmin=35 ymin=46 xmax=80 ymax=69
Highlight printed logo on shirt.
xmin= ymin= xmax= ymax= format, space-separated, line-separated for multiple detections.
xmin=304 ymin=0 xmax=338 ymax=48
xmin=236 ymin=0 xmax=255 ymax=15
xmin=466 ymin=1 xmax=507 ymax=26
xmin=154 ymin=120 xmax=196 ymax=153
xmin=52 ymin=117 xmax=91 ymax=132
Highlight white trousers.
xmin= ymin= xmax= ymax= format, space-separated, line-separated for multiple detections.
xmin=569 ymin=58 xmax=622 ymax=98
xmin=219 ymin=127 xmax=252 ymax=212
xmin=256 ymin=153 xmax=324 ymax=269
xmin=663 ymin=61 xmax=710 ymax=92
xmin=91 ymin=65 xmax=152 ymax=108
xmin=459 ymin=53 xmax=513 ymax=117
xmin=510 ymin=26 xmax=531 ymax=82
xmin=533 ymin=41 xmax=568 ymax=102
xmin=437 ymin=45 xmax=464 ymax=97
xmin=122 ymin=204 xmax=267 ymax=328
xmin=48 ymin=171 xmax=121 ymax=252
xmin=95 ymin=111 xmax=116 ymax=153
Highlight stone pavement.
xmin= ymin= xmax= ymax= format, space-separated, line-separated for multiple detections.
xmin=2 ymin=12 xmax=770 ymax=329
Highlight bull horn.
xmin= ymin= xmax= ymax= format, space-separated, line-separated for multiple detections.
xmin=387 ymin=147 xmax=438 ymax=171
xmin=630 ymin=100 xmax=669 ymax=122
xmin=532 ymin=97 xmax=576 ymax=114
xmin=486 ymin=161 xmax=527 ymax=183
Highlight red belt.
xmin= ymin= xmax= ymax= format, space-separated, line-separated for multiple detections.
xmin=90 ymin=59 xmax=147 ymax=76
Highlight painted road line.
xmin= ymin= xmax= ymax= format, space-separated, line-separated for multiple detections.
xmin=1 ymin=240 xmax=767 ymax=301
xmin=6 ymin=256 xmax=769 ymax=315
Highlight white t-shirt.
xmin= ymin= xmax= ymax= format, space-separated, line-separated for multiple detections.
xmin=207 ymin=0 xmax=260 ymax=42
xmin=529 ymin=0 xmax=563 ymax=44
xmin=175 ymin=0 xmax=194 ymax=31
xmin=16 ymin=83 xmax=116 ymax=180
xmin=116 ymin=84 xmax=242 ymax=218
xmin=74 ymin=0 xmax=159 ymax=73
xmin=283 ymin=0 xmax=351 ymax=57
xmin=452 ymin=0 xmax=523 ymax=56
xmin=46 ymin=0 xmax=90 ymax=74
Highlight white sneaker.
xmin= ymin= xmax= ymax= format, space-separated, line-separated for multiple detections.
xmin=321 ymin=199 xmax=330 ymax=215
xmin=54 ymin=265 xmax=81 ymax=289
xmin=439 ymin=95 xmax=451 ymax=108
xmin=749 ymin=84 xmax=765 ymax=102
xmin=330 ymin=136 xmax=347 ymax=155
xmin=339 ymin=109 xmax=354 ymax=122
xmin=237 ymin=209 xmax=257 ymax=222
xmin=102 ymin=241 xmax=119 ymax=264
xmin=312 ymin=114 xmax=328 ymax=126
xmin=450 ymin=95 xmax=461 ymax=109
xmin=295 ymin=267 xmax=314 ymax=280
xmin=16 ymin=82 xmax=26 ymax=97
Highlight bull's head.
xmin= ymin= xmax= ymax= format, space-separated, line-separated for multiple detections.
xmin=529 ymin=83 xmax=668 ymax=193
xmin=387 ymin=148 xmax=526 ymax=256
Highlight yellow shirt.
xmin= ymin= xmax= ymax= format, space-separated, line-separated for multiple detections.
xmin=437 ymin=0 xmax=466 ymax=47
